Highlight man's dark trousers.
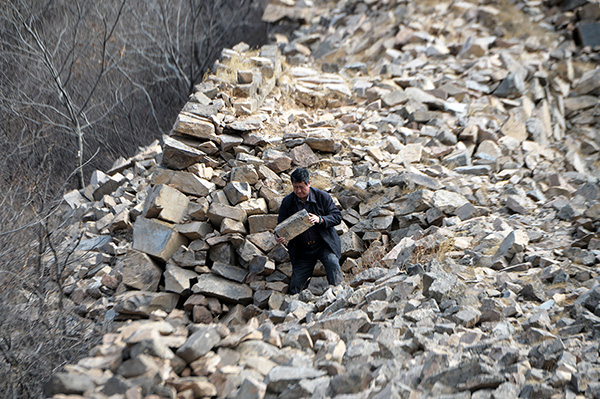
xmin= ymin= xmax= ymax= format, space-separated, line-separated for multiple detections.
xmin=289 ymin=241 xmax=343 ymax=294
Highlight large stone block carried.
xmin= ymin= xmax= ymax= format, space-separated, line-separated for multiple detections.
xmin=274 ymin=209 xmax=312 ymax=242
xmin=133 ymin=217 xmax=188 ymax=262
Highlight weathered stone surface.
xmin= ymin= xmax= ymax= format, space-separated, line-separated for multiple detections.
xmin=115 ymin=291 xmax=179 ymax=316
xmin=207 ymin=202 xmax=247 ymax=226
xmin=172 ymin=112 xmax=217 ymax=141
xmin=44 ymin=372 xmax=96 ymax=396
xmin=176 ymin=325 xmax=221 ymax=363
xmin=340 ymin=231 xmax=365 ymax=257
xmin=192 ymin=274 xmax=253 ymax=304
xmin=274 ymin=209 xmax=311 ymax=241
xmin=132 ymin=217 xmax=188 ymax=262
xmin=290 ymin=143 xmax=319 ymax=167
xmin=211 ymin=262 xmax=248 ymax=283
xmin=143 ymin=184 xmax=189 ymax=224
xmin=312 ymin=310 xmax=370 ymax=342
xmin=120 ymin=249 xmax=163 ymax=292
xmin=153 ymin=169 xmax=216 ymax=197
xmin=248 ymin=214 xmax=278 ymax=233
xmin=162 ymin=135 xmax=206 ymax=170
xmin=266 ymin=366 xmax=326 ymax=393
xmin=224 ymin=181 xmax=252 ymax=205
xmin=164 ymin=262 xmax=198 ymax=294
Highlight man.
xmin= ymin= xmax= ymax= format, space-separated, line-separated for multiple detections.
xmin=275 ymin=167 xmax=344 ymax=294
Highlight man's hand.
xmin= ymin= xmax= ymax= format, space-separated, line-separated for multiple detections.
xmin=275 ymin=234 xmax=287 ymax=246
xmin=308 ymin=213 xmax=321 ymax=225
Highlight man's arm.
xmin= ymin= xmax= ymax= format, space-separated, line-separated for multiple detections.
xmin=317 ymin=190 xmax=341 ymax=227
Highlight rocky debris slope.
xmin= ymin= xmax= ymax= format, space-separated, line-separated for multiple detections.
xmin=43 ymin=0 xmax=600 ymax=398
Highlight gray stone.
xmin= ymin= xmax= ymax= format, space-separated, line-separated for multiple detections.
xmin=176 ymin=325 xmax=221 ymax=363
xmin=290 ymin=143 xmax=319 ymax=167
xmin=211 ymin=262 xmax=248 ymax=283
xmin=91 ymin=171 xmax=127 ymax=201
xmin=143 ymin=184 xmax=189 ymax=224
xmin=162 ymin=135 xmax=206 ymax=170
xmin=120 ymin=249 xmax=163 ymax=292
xmin=164 ymin=262 xmax=198 ymax=293
xmin=207 ymin=202 xmax=247 ymax=226
xmin=237 ymin=376 xmax=267 ymax=399
xmin=266 ymin=366 xmax=326 ymax=393
xmin=153 ymin=169 xmax=215 ymax=197
xmin=224 ymin=181 xmax=252 ymax=205
xmin=494 ymin=230 xmax=529 ymax=260
xmin=431 ymin=189 xmax=470 ymax=215
xmin=192 ymin=274 xmax=253 ymax=304
xmin=340 ymin=230 xmax=365 ymax=257
xmin=423 ymin=272 xmax=465 ymax=304
xmin=132 ymin=217 xmax=188 ymax=262
xmin=312 ymin=309 xmax=370 ymax=342
xmin=115 ymin=291 xmax=179 ymax=316
xmin=172 ymin=112 xmax=217 ymax=140
xmin=44 ymin=372 xmax=96 ymax=396
xmin=237 ymin=198 xmax=269 ymax=216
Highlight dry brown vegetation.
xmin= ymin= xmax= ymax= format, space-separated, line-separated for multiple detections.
xmin=0 ymin=0 xmax=269 ymax=397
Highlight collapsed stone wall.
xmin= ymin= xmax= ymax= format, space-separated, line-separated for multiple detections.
xmin=45 ymin=0 xmax=600 ymax=398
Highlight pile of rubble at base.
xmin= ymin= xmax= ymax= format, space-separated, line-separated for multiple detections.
xmin=46 ymin=0 xmax=600 ymax=398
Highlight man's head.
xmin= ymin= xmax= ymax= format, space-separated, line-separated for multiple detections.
xmin=291 ymin=167 xmax=310 ymax=201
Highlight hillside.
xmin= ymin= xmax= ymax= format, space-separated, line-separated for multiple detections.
xmin=24 ymin=0 xmax=600 ymax=398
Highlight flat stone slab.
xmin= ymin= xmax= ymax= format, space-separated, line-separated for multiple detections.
xmin=274 ymin=209 xmax=311 ymax=241
xmin=192 ymin=274 xmax=253 ymax=304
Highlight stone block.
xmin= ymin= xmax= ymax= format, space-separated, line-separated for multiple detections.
xmin=143 ymin=184 xmax=189 ymax=224
xmin=176 ymin=325 xmax=221 ymax=363
xmin=132 ymin=217 xmax=188 ymax=262
xmin=249 ymin=256 xmax=276 ymax=276
xmin=340 ymin=231 xmax=365 ymax=257
xmin=211 ymin=262 xmax=248 ymax=283
xmin=224 ymin=181 xmax=252 ymax=205
xmin=175 ymin=221 xmax=213 ymax=240
xmin=575 ymin=22 xmax=600 ymax=49
xmin=192 ymin=274 xmax=253 ymax=304
xmin=220 ymin=134 xmax=244 ymax=152
xmin=237 ymin=198 xmax=269 ymax=216
xmin=164 ymin=262 xmax=198 ymax=294
xmin=115 ymin=291 xmax=180 ymax=316
xmin=153 ymin=169 xmax=215 ymax=197
xmin=172 ymin=112 xmax=218 ymax=141
xmin=230 ymin=165 xmax=260 ymax=184
xmin=162 ymin=135 xmax=206 ymax=170
xmin=290 ymin=143 xmax=319 ymax=167
xmin=120 ymin=249 xmax=163 ymax=292
xmin=274 ymin=209 xmax=311 ymax=241
xmin=207 ymin=202 xmax=247 ymax=227
xmin=248 ymin=214 xmax=278 ymax=233
xmin=220 ymin=218 xmax=247 ymax=234
xmin=92 ymin=171 xmax=126 ymax=201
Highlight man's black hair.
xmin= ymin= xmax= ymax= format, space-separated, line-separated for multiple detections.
xmin=291 ymin=168 xmax=310 ymax=185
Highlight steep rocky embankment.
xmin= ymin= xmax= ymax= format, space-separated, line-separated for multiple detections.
xmin=44 ymin=0 xmax=600 ymax=398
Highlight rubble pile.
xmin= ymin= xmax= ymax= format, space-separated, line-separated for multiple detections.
xmin=44 ymin=0 xmax=600 ymax=398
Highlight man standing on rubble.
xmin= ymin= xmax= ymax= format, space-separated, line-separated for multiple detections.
xmin=275 ymin=167 xmax=344 ymax=294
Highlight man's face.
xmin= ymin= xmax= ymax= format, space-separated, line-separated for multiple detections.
xmin=293 ymin=181 xmax=310 ymax=201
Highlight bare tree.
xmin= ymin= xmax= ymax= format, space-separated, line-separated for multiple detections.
xmin=1 ymin=0 xmax=132 ymax=188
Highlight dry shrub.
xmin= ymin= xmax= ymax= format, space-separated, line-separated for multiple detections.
xmin=0 ymin=184 xmax=100 ymax=399
xmin=411 ymin=237 xmax=455 ymax=265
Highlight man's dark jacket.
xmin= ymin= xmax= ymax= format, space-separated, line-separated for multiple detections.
xmin=278 ymin=186 xmax=342 ymax=263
